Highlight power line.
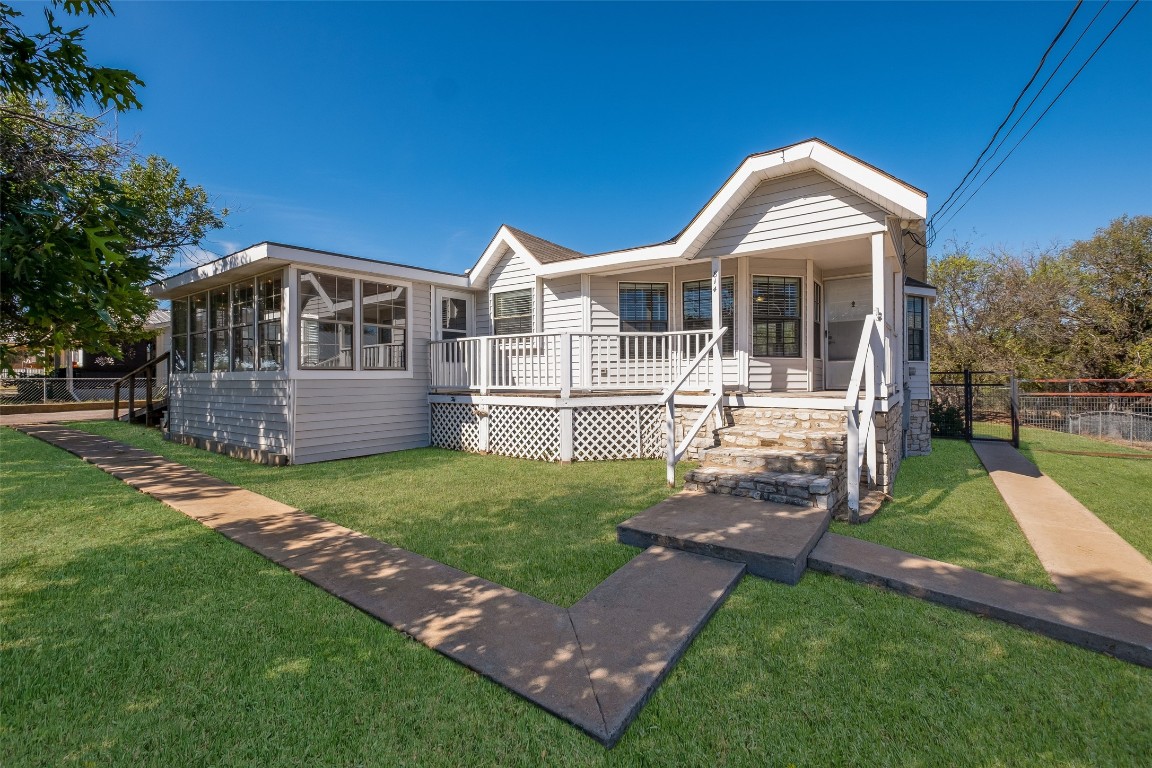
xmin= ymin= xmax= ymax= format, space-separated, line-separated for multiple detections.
xmin=931 ymin=0 xmax=1112 ymax=226
xmin=930 ymin=1 xmax=1084 ymax=222
xmin=933 ymin=0 xmax=1141 ymax=235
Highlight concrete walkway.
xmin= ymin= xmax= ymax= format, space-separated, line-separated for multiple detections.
xmin=14 ymin=424 xmax=742 ymax=748
xmin=971 ymin=440 xmax=1152 ymax=628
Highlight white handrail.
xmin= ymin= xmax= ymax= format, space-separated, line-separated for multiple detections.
xmin=660 ymin=327 xmax=728 ymax=404
xmin=844 ymin=315 xmax=884 ymax=515
xmin=663 ymin=327 xmax=727 ymax=486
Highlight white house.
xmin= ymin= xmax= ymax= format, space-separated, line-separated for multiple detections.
xmin=150 ymin=139 xmax=935 ymax=517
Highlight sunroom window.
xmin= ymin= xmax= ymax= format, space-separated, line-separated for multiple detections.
xmin=492 ymin=289 xmax=533 ymax=335
xmin=298 ymin=271 xmax=354 ymax=369
xmin=362 ymin=281 xmax=407 ymax=370
xmin=170 ymin=272 xmax=283 ymax=374
xmin=682 ymin=277 xmax=734 ymax=357
xmin=752 ymin=276 xmax=801 ymax=358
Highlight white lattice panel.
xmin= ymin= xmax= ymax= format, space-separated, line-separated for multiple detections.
xmin=430 ymin=403 xmax=481 ymax=452
xmin=573 ymin=405 xmax=664 ymax=461
xmin=489 ymin=406 xmax=560 ymax=461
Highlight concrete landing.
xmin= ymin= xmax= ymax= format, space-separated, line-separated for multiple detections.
xmin=809 ymin=533 xmax=1152 ymax=667
xmin=618 ymin=491 xmax=830 ymax=584
xmin=972 ymin=440 xmax=1152 ymax=627
xmin=15 ymin=424 xmax=742 ymax=747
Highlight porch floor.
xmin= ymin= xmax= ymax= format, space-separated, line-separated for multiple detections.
xmin=429 ymin=387 xmax=849 ymax=398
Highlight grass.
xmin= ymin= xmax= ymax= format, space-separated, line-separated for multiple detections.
xmin=830 ymin=439 xmax=1054 ymax=589
xmin=59 ymin=420 xmax=691 ymax=607
xmin=1017 ymin=427 xmax=1152 ymax=560
xmin=4 ymin=427 xmax=1150 ymax=766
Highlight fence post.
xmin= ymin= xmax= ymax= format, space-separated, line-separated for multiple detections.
xmin=1010 ymin=375 xmax=1020 ymax=447
xmin=963 ymin=369 xmax=973 ymax=440
xmin=41 ymin=378 xmax=47 ymax=404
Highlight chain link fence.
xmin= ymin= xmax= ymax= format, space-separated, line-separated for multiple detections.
xmin=0 ymin=377 xmax=167 ymax=405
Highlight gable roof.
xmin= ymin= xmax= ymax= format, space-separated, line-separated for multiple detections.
xmin=503 ymin=226 xmax=588 ymax=264
xmin=467 ymin=138 xmax=928 ymax=283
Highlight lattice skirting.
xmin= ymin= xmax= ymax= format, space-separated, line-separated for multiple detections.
xmin=429 ymin=402 xmax=481 ymax=452
xmin=489 ymin=405 xmax=561 ymax=461
xmin=573 ymin=405 xmax=663 ymax=460
xmin=430 ymin=403 xmax=664 ymax=462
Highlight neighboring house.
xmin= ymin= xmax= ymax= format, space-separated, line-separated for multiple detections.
xmin=150 ymin=139 xmax=935 ymax=514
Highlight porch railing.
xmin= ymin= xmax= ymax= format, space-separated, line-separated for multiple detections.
xmin=843 ymin=314 xmax=885 ymax=515
xmin=662 ymin=328 xmax=728 ymax=486
xmin=113 ymin=351 xmax=170 ymax=427
xmin=429 ymin=330 xmax=718 ymax=395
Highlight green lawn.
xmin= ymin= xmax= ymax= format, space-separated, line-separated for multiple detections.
xmin=3 ymin=426 xmax=1151 ymax=766
xmin=1018 ymin=427 xmax=1152 ymax=560
xmin=60 ymin=420 xmax=690 ymax=607
xmin=831 ymin=439 xmax=1054 ymax=589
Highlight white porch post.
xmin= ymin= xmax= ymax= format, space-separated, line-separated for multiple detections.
xmin=805 ymin=259 xmax=814 ymax=392
xmin=871 ymin=232 xmax=887 ymax=393
xmin=711 ymin=256 xmax=723 ymax=396
xmin=559 ymin=407 xmax=574 ymax=464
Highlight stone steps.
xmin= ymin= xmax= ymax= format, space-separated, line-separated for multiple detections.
xmin=684 ymin=465 xmax=838 ymax=511
xmin=701 ymin=446 xmax=839 ymax=475
xmin=718 ymin=426 xmax=846 ymax=453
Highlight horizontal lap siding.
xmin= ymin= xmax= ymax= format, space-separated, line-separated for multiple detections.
xmin=748 ymin=359 xmax=808 ymax=392
xmin=700 ymin=171 xmax=885 ymax=258
xmin=489 ymin=248 xmax=536 ymax=331
xmin=907 ymin=365 xmax=930 ymax=401
xmin=291 ymin=282 xmax=433 ymax=463
xmin=542 ymin=275 xmax=583 ymax=332
xmin=168 ymin=375 xmax=290 ymax=453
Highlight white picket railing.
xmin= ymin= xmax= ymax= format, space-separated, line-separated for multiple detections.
xmin=661 ymin=328 xmax=728 ymax=486
xmin=429 ymin=330 xmax=718 ymax=395
xmin=843 ymin=314 xmax=885 ymax=514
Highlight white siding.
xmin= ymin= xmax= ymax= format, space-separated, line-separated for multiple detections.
xmin=291 ymin=282 xmax=434 ymax=463
xmin=542 ymin=275 xmax=583 ymax=332
xmin=700 ymin=171 xmax=886 ymax=258
xmin=747 ymin=360 xmax=809 ymax=392
xmin=168 ymin=374 xmax=290 ymax=455
xmin=474 ymin=291 xmax=491 ymax=336
xmin=589 ymin=275 xmax=620 ymax=333
xmin=488 ymin=246 xmax=536 ymax=331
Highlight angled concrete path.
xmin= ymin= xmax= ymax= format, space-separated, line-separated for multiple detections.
xmin=15 ymin=425 xmax=743 ymax=747
xmin=971 ymin=440 xmax=1152 ymax=628
xmin=809 ymin=534 xmax=1152 ymax=666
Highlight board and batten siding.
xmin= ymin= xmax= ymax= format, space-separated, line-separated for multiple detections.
xmin=700 ymin=171 xmax=886 ymax=259
xmin=291 ymin=281 xmax=434 ymax=463
xmin=167 ymin=374 xmax=290 ymax=455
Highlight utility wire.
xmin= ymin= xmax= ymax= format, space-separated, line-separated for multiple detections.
xmin=933 ymin=0 xmax=1141 ymax=235
xmin=930 ymin=0 xmax=1084 ymax=223
xmin=933 ymin=0 xmax=1112 ymax=226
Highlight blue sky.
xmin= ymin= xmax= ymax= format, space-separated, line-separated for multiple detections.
xmin=57 ymin=1 xmax=1152 ymax=273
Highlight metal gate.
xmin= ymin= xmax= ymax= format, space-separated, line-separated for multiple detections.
xmin=930 ymin=370 xmax=1019 ymax=446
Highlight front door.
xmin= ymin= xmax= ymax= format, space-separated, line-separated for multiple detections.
xmin=824 ymin=277 xmax=871 ymax=389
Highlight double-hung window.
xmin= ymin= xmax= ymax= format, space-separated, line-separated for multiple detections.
xmin=619 ymin=282 xmax=669 ymax=359
xmin=362 ymin=281 xmax=407 ymax=370
xmin=752 ymin=276 xmax=801 ymax=358
xmin=681 ymin=277 xmax=734 ymax=357
xmin=492 ymin=289 xmax=533 ymax=335
xmin=813 ymin=282 xmax=823 ymax=360
xmin=189 ymin=293 xmax=209 ymax=371
xmin=256 ymin=274 xmax=283 ymax=371
xmin=208 ymin=287 xmax=230 ymax=372
xmin=907 ymin=296 xmax=926 ymax=362
xmin=231 ymin=281 xmax=256 ymax=371
xmin=298 ymin=271 xmax=354 ymax=369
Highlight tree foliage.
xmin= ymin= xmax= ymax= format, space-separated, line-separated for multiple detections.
xmin=929 ymin=215 xmax=1152 ymax=379
xmin=0 ymin=1 xmax=225 ymax=370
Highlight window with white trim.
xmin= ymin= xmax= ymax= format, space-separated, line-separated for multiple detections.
xmin=907 ymin=295 xmax=926 ymax=362
xmin=752 ymin=275 xmax=801 ymax=358
xmin=169 ymin=271 xmax=282 ymax=373
xmin=682 ymin=277 xmax=734 ymax=356
xmin=362 ymin=281 xmax=407 ymax=370
xmin=492 ymin=289 xmax=533 ymax=335
xmin=298 ymin=270 xmax=354 ymax=369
